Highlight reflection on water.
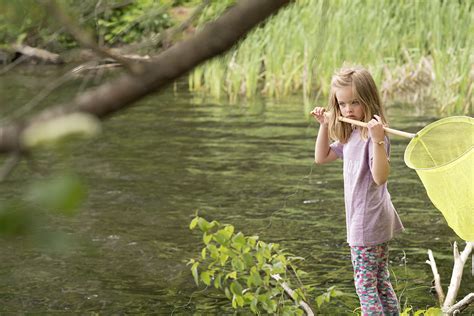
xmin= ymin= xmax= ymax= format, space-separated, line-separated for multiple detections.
xmin=0 ymin=67 xmax=471 ymax=313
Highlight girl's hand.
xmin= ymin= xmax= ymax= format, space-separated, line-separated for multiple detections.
xmin=310 ymin=107 xmax=328 ymax=125
xmin=367 ymin=115 xmax=386 ymax=143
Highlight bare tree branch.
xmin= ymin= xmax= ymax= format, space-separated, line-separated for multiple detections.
xmin=445 ymin=292 xmax=474 ymax=315
xmin=443 ymin=242 xmax=473 ymax=310
xmin=426 ymin=249 xmax=445 ymax=305
xmin=0 ymin=0 xmax=291 ymax=154
xmin=271 ymin=274 xmax=314 ymax=316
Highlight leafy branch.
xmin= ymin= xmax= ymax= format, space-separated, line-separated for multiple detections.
xmin=188 ymin=215 xmax=343 ymax=315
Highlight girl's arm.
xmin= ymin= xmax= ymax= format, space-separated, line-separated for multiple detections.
xmin=311 ymin=107 xmax=338 ymax=164
xmin=368 ymin=115 xmax=390 ymax=185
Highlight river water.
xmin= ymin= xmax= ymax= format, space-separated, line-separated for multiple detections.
xmin=0 ymin=66 xmax=471 ymax=314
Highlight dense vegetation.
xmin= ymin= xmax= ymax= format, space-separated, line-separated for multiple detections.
xmin=1 ymin=0 xmax=471 ymax=114
xmin=190 ymin=0 xmax=472 ymax=115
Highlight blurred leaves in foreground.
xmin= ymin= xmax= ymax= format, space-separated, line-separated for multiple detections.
xmin=0 ymin=173 xmax=86 ymax=241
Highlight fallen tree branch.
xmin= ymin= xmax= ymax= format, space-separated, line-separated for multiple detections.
xmin=271 ymin=274 xmax=314 ymax=316
xmin=10 ymin=44 xmax=63 ymax=64
xmin=0 ymin=0 xmax=291 ymax=155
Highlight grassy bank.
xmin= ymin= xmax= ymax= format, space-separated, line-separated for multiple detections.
xmin=189 ymin=0 xmax=473 ymax=115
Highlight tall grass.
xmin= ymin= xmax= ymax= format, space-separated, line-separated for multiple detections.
xmin=189 ymin=0 xmax=473 ymax=115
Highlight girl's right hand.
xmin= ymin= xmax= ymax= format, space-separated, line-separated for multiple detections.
xmin=310 ymin=107 xmax=328 ymax=125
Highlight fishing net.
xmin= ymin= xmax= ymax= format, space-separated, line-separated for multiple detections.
xmin=404 ymin=116 xmax=473 ymax=241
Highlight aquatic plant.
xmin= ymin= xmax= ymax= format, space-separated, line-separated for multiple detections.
xmin=189 ymin=0 xmax=473 ymax=115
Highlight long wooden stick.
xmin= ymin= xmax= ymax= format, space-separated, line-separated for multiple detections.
xmin=337 ymin=116 xmax=416 ymax=139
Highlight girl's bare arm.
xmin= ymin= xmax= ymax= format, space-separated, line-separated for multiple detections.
xmin=368 ymin=115 xmax=390 ymax=185
xmin=311 ymin=107 xmax=338 ymax=164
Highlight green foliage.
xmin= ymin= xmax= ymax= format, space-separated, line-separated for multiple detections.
xmin=26 ymin=173 xmax=86 ymax=216
xmin=401 ymin=306 xmax=442 ymax=316
xmin=196 ymin=0 xmax=236 ymax=26
xmin=0 ymin=0 xmax=49 ymax=44
xmin=188 ymin=215 xmax=344 ymax=314
xmin=189 ymin=0 xmax=473 ymax=115
xmin=97 ymin=0 xmax=173 ymax=45
xmin=0 ymin=173 xmax=86 ymax=237
xmin=315 ymin=285 xmax=343 ymax=309
xmin=0 ymin=0 xmax=176 ymax=48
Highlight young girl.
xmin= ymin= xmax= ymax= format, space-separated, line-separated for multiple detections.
xmin=311 ymin=66 xmax=404 ymax=315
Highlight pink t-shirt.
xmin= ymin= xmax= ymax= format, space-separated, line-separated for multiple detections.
xmin=330 ymin=128 xmax=404 ymax=246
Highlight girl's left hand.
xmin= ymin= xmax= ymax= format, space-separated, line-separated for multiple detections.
xmin=367 ymin=115 xmax=386 ymax=143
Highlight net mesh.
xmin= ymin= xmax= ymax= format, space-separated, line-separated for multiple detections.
xmin=404 ymin=116 xmax=473 ymax=241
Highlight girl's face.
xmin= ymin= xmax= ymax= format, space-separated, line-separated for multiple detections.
xmin=335 ymin=85 xmax=364 ymax=121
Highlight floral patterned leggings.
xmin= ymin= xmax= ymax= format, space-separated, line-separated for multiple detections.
xmin=350 ymin=243 xmax=400 ymax=316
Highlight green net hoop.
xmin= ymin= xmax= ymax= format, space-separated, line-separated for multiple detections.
xmin=404 ymin=116 xmax=473 ymax=241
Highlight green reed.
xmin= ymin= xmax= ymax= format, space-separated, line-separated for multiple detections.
xmin=189 ymin=0 xmax=472 ymax=114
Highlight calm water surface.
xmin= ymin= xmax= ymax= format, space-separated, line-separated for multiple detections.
xmin=0 ymin=66 xmax=471 ymax=314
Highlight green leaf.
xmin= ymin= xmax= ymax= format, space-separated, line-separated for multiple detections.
xmin=247 ymin=235 xmax=259 ymax=247
xmin=220 ymin=254 xmax=229 ymax=266
xmin=425 ymin=307 xmax=442 ymax=316
xmin=242 ymin=253 xmax=254 ymax=267
xmin=412 ymin=309 xmax=423 ymax=316
xmin=226 ymin=271 xmax=237 ymax=280
xmin=203 ymin=232 xmax=212 ymax=245
xmin=224 ymin=287 xmax=232 ymax=299
xmin=250 ymin=297 xmax=258 ymax=313
xmin=201 ymin=271 xmax=211 ymax=286
xmin=250 ymin=267 xmax=262 ymax=286
xmin=315 ymin=294 xmax=324 ymax=308
xmin=21 ymin=113 xmax=101 ymax=148
xmin=213 ymin=274 xmax=222 ymax=289
xmin=201 ymin=248 xmax=207 ymax=260
xmin=191 ymin=262 xmax=199 ymax=286
xmin=231 ymin=257 xmax=245 ymax=271
xmin=230 ymin=280 xmax=243 ymax=295
xmin=235 ymin=294 xmax=244 ymax=307
xmin=266 ymin=299 xmax=277 ymax=313
xmin=231 ymin=295 xmax=237 ymax=309
xmin=231 ymin=232 xmax=246 ymax=250
xmin=208 ymin=244 xmax=218 ymax=259
xmin=290 ymin=289 xmax=299 ymax=301
xmin=215 ymin=226 xmax=233 ymax=244
xmin=197 ymin=218 xmax=211 ymax=232
xmin=26 ymin=174 xmax=86 ymax=215
xmin=189 ymin=217 xmax=199 ymax=230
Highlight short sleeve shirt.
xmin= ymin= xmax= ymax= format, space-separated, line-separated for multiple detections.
xmin=330 ymin=128 xmax=404 ymax=246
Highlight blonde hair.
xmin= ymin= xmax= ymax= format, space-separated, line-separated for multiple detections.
xmin=327 ymin=66 xmax=387 ymax=143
